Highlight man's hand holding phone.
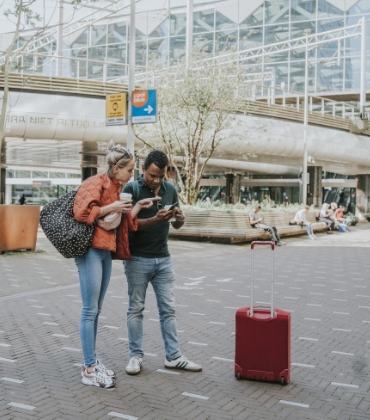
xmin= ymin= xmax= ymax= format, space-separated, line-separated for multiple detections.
xmin=163 ymin=202 xmax=178 ymax=222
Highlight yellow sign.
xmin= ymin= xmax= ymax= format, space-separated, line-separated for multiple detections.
xmin=106 ymin=93 xmax=127 ymax=126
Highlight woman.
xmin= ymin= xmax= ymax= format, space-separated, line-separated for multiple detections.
xmin=319 ymin=203 xmax=334 ymax=234
xmin=73 ymin=142 xmax=159 ymax=389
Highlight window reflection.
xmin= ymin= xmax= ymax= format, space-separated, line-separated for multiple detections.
xmin=194 ymin=9 xmax=215 ymax=33
xmin=33 ymin=0 xmax=370 ymax=95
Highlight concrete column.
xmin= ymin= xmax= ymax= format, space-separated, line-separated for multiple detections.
xmin=356 ymin=174 xmax=370 ymax=214
xmin=81 ymin=143 xmax=98 ymax=181
xmin=226 ymin=172 xmax=242 ymax=204
xmin=225 ymin=173 xmax=233 ymax=203
xmin=307 ymin=166 xmax=322 ymax=208
xmin=0 ymin=167 xmax=5 ymax=205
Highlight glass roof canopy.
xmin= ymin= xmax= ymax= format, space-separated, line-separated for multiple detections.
xmin=1 ymin=0 xmax=369 ymax=95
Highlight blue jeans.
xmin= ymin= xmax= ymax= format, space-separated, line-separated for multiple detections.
xmin=75 ymin=247 xmax=112 ymax=367
xmin=301 ymin=222 xmax=313 ymax=236
xmin=123 ymin=256 xmax=181 ymax=361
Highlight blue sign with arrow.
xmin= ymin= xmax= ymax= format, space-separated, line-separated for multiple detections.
xmin=132 ymin=89 xmax=157 ymax=123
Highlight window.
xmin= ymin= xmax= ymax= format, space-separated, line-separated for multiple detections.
xmin=193 ymin=9 xmax=215 ymax=33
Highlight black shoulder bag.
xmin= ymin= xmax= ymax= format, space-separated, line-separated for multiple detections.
xmin=40 ymin=190 xmax=94 ymax=258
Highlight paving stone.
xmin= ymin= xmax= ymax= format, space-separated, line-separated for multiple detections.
xmin=1 ymin=225 xmax=370 ymax=419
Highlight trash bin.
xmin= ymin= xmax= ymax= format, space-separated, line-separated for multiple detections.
xmin=0 ymin=205 xmax=40 ymax=254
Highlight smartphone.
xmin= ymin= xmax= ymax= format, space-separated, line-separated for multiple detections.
xmin=164 ymin=202 xmax=178 ymax=211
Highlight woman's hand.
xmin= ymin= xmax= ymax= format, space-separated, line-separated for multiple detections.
xmin=137 ymin=197 xmax=162 ymax=209
xmin=131 ymin=196 xmax=162 ymax=219
xmin=108 ymin=200 xmax=133 ymax=213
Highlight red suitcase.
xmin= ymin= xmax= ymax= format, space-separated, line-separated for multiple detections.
xmin=235 ymin=241 xmax=291 ymax=385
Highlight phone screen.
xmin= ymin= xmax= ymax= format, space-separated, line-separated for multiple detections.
xmin=164 ymin=202 xmax=178 ymax=211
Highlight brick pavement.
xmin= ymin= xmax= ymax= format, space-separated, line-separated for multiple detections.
xmin=1 ymin=224 xmax=370 ymax=419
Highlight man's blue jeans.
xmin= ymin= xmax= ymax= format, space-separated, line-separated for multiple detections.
xmin=75 ymin=247 xmax=112 ymax=367
xmin=123 ymin=256 xmax=181 ymax=361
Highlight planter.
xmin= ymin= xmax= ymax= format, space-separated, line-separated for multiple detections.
xmin=0 ymin=205 xmax=40 ymax=254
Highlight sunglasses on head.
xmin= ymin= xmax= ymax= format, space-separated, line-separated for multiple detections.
xmin=114 ymin=149 xmax=132 ymax=166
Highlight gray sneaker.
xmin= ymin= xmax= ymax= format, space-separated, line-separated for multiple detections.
xmin=125 ymin=356 xmax=142 ymax=375
xmin=164 ymin=355 xmax=202 ymax=372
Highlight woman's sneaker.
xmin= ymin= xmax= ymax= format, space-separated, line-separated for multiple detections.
xmin=81 ymin=359 xmax=116 ymax=378
xmin=97 ymin=358 xmax=115 ymax=378
xmin=81 ymin=366 xmax=115 ymax=389
xmin=125 ymin=356 xmax=143 ymax=375
xmin=164 ymin=355 xmax=202 ymax=372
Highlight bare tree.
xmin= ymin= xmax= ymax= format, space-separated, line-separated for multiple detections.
xmin=134 ymin=53 xmax=256 ymax=205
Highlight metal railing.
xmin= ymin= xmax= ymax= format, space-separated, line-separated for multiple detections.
xmin=2 ymin=72 xmax=368 ymax=137
xmin=0 ymin=52 xmax=148 ymax=83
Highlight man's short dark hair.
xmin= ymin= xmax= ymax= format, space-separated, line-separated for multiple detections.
xmin=144 ymin=150 xmax=168 ymax=169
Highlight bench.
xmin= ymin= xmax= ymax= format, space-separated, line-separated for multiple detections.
xmin=169 ymin=211 xmax=327 ymax=243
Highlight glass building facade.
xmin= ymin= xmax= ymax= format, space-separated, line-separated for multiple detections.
xmin=14 ymin=0 xmax=370 ymax=95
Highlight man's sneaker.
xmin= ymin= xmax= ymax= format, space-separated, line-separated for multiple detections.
xmin=277 ymin=241 xmax=286 ymax=246
xmin=125 ymin=356 xmax=142 ymax=375
xmin=81 ymin=366 xmax=115 ymax=389
xmin=164 ymin=355 xmax=202 ymax=372
xmin=81 ymin=359 xmax=116 ymax=378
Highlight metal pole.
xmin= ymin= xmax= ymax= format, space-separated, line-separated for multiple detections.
xmin=186 ymin=0 xmax=194 ymax=64
xmin=270 ymin=68 xmax=276 ymax=104
xmin=360 ymin=17 xmax=367 ymax=117
xmin=127 ymin=0 xmax=136 ymax=154
xmin=302 ymin=29 xmax=310 ymax=206
xmin=250 ymin=248 xmax=254 ymax=317
xmin=57 ymin=0 xmax=63 ymax=77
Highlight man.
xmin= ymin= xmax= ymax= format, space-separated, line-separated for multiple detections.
xmin=121 ymin=150 xmax=202 ymax=375
xmin=249 ymin=204 xmax=285 ymax=246
xmin=294 ymin=205 xmax=317 ymax=240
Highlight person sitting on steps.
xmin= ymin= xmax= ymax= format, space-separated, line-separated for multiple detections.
xmin=319 ymin=203 xmax=335 ymax=234
xmin=249 ymin=204 xmax=286 ymax=246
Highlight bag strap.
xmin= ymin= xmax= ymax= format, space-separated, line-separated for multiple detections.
xmin=132 ymin=180 xmax=140 ymax=202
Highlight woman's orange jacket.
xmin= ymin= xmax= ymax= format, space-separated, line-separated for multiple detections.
xmin=73 ymin=173 xmax=137 ymax=259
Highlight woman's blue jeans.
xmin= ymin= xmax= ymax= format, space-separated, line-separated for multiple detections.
xmin=123 ymin=256 xmax=181 ymax=361
xmin=75 ymin=247 xmax=112 ymax=367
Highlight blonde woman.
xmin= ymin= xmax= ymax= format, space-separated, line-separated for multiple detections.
xmin=319 ymin=203 xmax=334 ymax=234
xmin=73 ymin=142 xmax=159 ymax=388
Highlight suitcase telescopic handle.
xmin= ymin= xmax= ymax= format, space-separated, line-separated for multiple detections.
xmin=250 ymin=241 xmax=275 ymax=318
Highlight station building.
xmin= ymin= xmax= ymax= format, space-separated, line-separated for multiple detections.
xmin=1 ymin=0 xmax=370 ymax=211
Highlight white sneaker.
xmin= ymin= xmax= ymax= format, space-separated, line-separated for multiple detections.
xmin=81 ymin=359 xmax=115 ymax=378
xmin=164 ymin=355 xmax=202 ymax=372
xmin=309 ymin=235 xmax=315 ymax=240
xmin=81 ymin=366 xmax=115 ymax=389
xmin=97 ymin=358 xmax=116 ymax=378
xmin=126 ymin=356 xmax=142 ymax=375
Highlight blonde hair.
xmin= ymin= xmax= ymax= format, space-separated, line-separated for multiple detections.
xmin=106 ymin=140 xmax=133 ymax=178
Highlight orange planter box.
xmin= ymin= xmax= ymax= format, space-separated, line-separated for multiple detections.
xmin=0 ymin=205 xmax=40 ymax=254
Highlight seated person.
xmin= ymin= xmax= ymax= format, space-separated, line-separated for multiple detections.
xmin=249 ymin=204 xmax=285 ymax=246
xmin=294 ymin=205 xmax=316 ymax=240
xmin=319 ymin=203 xmax=334 ymax=234
xmin=333 ymin=204 xmax=352 ymax=228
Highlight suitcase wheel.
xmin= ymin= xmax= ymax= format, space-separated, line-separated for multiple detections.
xmin=280 ymin=376 xmax=286 ymax=385
xmin=236 ymin=372 xmax=241 ymax=380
